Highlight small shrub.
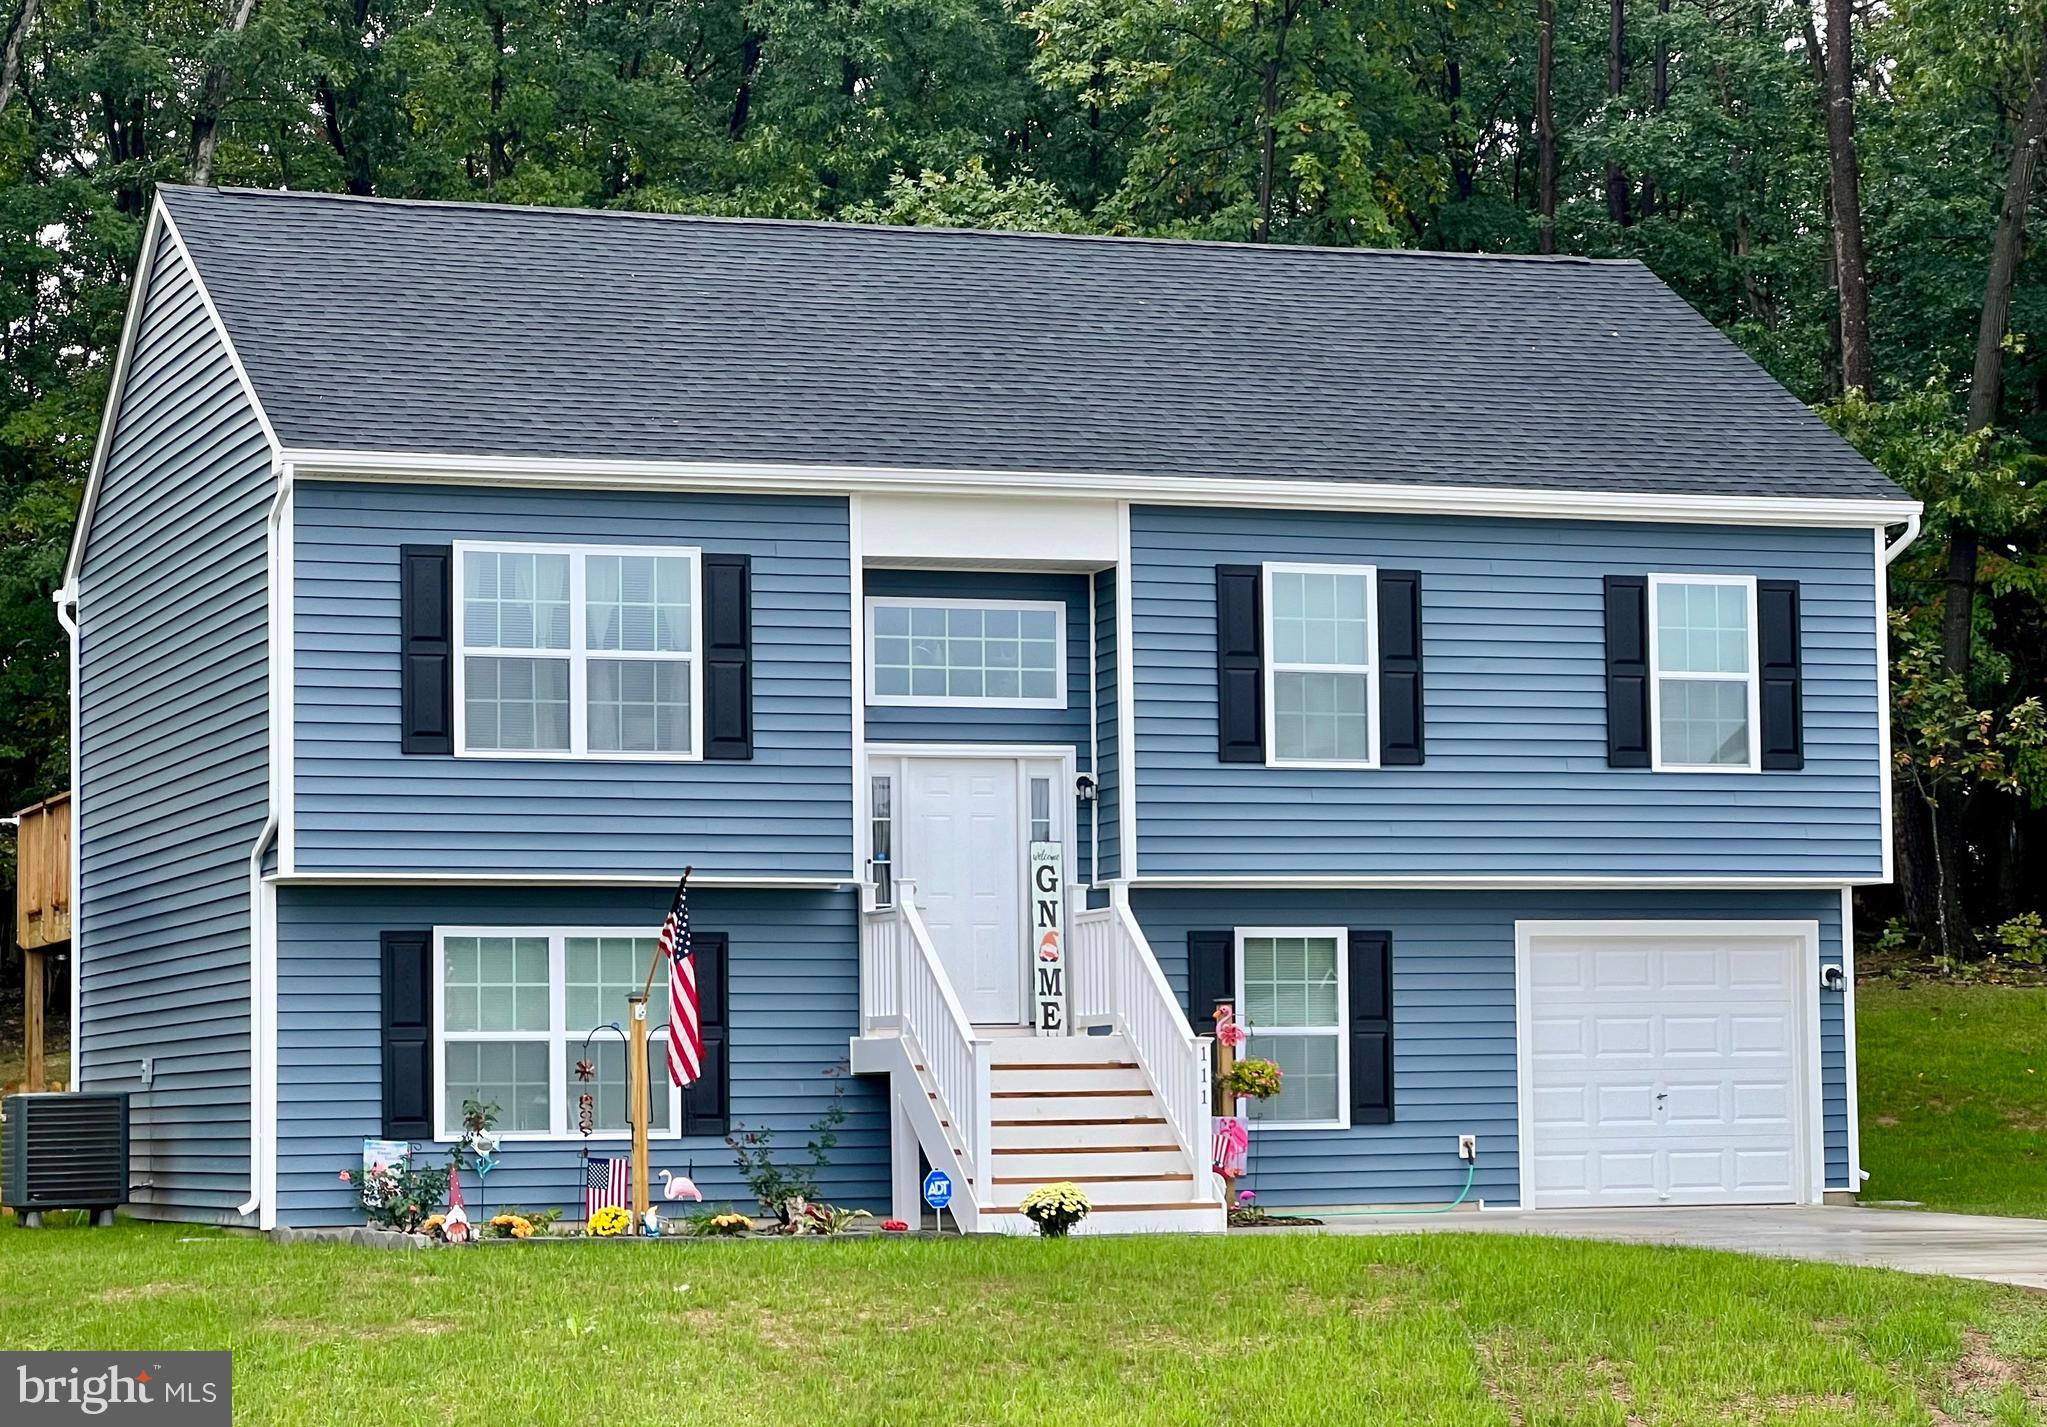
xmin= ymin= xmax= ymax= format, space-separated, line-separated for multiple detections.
xmin=1018 ymin=1182 xmax=1091 ymax=1238
xmin=1995 ymin=912 xmax=2047 ymax=965
xmin=727 ymin=1071 xmax=848 ymax=1221
xmin=685 ymin=1211 xmax=755 ymax=1237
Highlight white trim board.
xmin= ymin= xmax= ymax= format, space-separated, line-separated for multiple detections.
xmin=1130 ymin=874 xmax=1885 ymax=890
xmin=279 ymin=449 xmax=1922 ymax=530
xmin=268 ymin=872 xmax=857 ymax=888
xmin=1512 ymin=918 xmax=1826 ymax=1211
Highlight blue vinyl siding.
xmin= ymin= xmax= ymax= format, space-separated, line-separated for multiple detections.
xmin=292 ymin=484 xmax=853 ymax=877
xmin=1131 ymin=887 xmax=1847 ymax=1208
xmin=274 ymin=884 xmax=884 ymax=1226
xmin=863 ymin=568 xmax=1095 ymax=878
xmin=75 ymin=225 xmax=273 ymax=1223
xmin=1094 ymin=568 xmax=1120 ymax=882
xmin=1129 ymin=506 xmax=1883 ymax=880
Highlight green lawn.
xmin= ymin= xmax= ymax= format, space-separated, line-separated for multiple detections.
xmin=1859 ymin=982 xmax=2047 ymax=1219
xmin=2 ymin=1221 xmax=2044 ymax=1425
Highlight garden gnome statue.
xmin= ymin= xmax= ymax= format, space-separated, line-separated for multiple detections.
xmin=442 ymin=1165 xmax=471 ymax=1244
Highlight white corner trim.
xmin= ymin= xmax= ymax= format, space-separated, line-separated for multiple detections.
xmin=54 ymin=589 xmax=81 ymax=1080
xmin=281 ymin=447 xmax=1922 ymax=531
xmin=1513 ymin=918 xmax=1826 ymax=1211
xmin=1840 ymin=886 xmax=1863 ymax=1191
xmin=1087 ymin=574 xmax=1100 ymax=885
xmin=278 ymin=469 xmax=297 ymax=877
xmin=1874 ymin=528 xmax=1897 ymax=886
xmin=1116 ymin=502 xmax=1138 ymax=879
xmin=850 ymin=495 xmax=869 ymax=898
xmin=67 ymin=200 xmax=285 ymax=589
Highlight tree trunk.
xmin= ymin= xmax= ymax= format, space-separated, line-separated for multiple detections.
xmin=1536 ymin=0 xmax=1558 ymax=252
xmin=1255 ymin=0 xmax=1300 ymax=244
xmin=1606 ymin=0 xmax=1630 ymax=226
xmin=0 ymin=0 xmax=40 ymax=117
xmin=728 ymin=29 xmax=762 ymax=140
xmin=1821 ymin=0 xmax=1873 ymax=394
xmin=187 ymin=0 xmax=260 ymax=185
xmin=1639 ymin=0 xmax=1668 ymax=218
xmin=1943 ymin=29 xmax=2047 ymax=682
xmin=1798 ymin=0 xmax=1844 ymax=397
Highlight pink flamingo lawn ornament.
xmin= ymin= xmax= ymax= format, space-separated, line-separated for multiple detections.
xmin=658 ymin=1169 xmax=704 ymax=1203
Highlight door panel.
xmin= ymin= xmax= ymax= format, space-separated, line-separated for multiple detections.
xmin=1525 ymin=930 xmax=1805 ymax=1207
xmin=905 ymin=759 xmax=1023 ymax=1025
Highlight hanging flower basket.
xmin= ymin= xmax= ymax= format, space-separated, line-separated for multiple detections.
xmin=1219 ymin=1058 xmax=1284 ymax=1101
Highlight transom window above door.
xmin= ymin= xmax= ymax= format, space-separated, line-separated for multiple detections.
xmin=1265 ymin=563 xmax=1379 ymax=768
xmin=1648 ymin=574 xmax=1760 ymax=772
xmin=453 ymin=542 xmax=702 ymax=761
xmin=866 ymin=597 xmax=1065 ymax=708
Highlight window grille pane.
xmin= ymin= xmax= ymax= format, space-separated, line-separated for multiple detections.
xmin=588 ymin=658 xmax=691 ymax=754
xmin=1656 ymin=581 xmax=1750 ymax=675
xmin=588 ymin=554 xmax=691 ymax=654
xmin=1658 ymin=677 xmax=1750 ymax=766
xmin=565 ymin=936 xmax=665 ymax=1032
xmin=465 ymin=656 xmax=570 ymax=751
xmin=1244 ymin=1033 xmax=1340 ymax=1124
xmin=1271 ymin=569 xmax=1370 ymax=673
xmin=563 ymin=1037 xmax=670 ymax=1134
xmin=444 ymin=935 xmax=550 ymax=1032
xmin=1272 ymin=671 xmax=1370 ymax=762
xmin=1240 ymin=935 xmax=1340 ymax=1031
xmin=870 ymin=775 xmax=894 ymax=906
xmin=1029 ymin=777 xmax=1053 ymax=843
xmin=464 ymin=551 xmax=570 ymax=651
xmin=869 ymin=602 xmax=1063 ymax=704
xmin=444 ymin=1040 xmax=551 ymax=1133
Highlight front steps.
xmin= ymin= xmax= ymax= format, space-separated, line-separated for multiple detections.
xmin=972 ymin=1035 xmax=1224 ymax=1235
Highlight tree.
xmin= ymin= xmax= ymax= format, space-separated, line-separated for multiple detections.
xmin=1821 ymin=0 xmax=1873 ymax=394
xmin=1535 ymin=0 xmax=1557 ymax=252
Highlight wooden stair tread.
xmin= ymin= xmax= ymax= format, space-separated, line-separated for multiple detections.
xmin=992 ymin=1116 xmax=1168 ymax=1127
xmin=993 ymin=1172 xmax=1193 ymax=1184
xmin=992 ymin=1144 xmax=1177 ymax=1155
xmin=991 ymin=1088 xmax=1152 ymax=1099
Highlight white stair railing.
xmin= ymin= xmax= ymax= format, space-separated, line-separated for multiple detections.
xmin=862 ymin=879 xmax=989 ymax=1196
xmin=1069 ymin=885 xmax=1217 ymax=1200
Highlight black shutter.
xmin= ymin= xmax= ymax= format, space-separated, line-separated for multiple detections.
xmin=1216 ymin=565 xmax=1264 ymax=762
xmin=702 ymin=555 xmax=753 ymax=760
xmin=1758 ymin=579 xmax=1804 ymax=771
xmin=1185 ymin=930 xmax=1233 ymax=1034
xmin=1348 ymin=930 xmax=1395 ymax=1125
xmin=380 ymin=930 xmax=434 ymax=1140
xmin=399 ymin=546 xmax=453 ymax=754
xmin=1377 ymin=570 xmax=1425 ymax=765
xmin=681 ymin=932 xmax=730 ymax=1136
xmin=1603 ymin=574 xmax=1651 ymax=768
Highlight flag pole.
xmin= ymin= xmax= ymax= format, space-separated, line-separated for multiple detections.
xmin=629 ymin=866 xmax=691 ymax=1234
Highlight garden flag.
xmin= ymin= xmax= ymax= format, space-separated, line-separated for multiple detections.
xmin=585 ymin=1156 xmax=629 ymax=1219
xmin=662 ymin=873 xmax=703 ymax=1089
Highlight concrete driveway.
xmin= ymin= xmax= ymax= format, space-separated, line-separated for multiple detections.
xmin=1273 ymin=1205 xmax=2047 ymax=1290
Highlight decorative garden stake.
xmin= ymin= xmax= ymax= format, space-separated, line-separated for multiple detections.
xmin=1210 ymin=1000 xmax=1251 ymax=1190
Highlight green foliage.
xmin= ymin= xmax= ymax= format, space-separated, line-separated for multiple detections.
xmin=725 ymin=1071 xmax=848 ymax=1220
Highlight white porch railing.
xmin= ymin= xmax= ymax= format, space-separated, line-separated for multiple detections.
xmin=859 ymin=880 xmax=990 ymax=1193
xmin=1070 ymin=886 xmax=1217 ymax=1200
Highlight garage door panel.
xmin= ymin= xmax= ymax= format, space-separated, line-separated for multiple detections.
xmin=1523 ymin=927 xmax=1810 ymax=1209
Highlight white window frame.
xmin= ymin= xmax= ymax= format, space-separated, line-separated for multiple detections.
xmin=863 ymin=596 xmax=1068 ymax=710
xmin=1233 ymin=925 xmax=1351 ymax=1131
xmin=1262 ymin=562 xmax=1381 ymax=770
xmin=1647 ymin=572 xmax=1761 ymax=775
xmin=451 ymin=541 xmax=704 ymax=763
xmin=432 ymin=925 xmax=684 ymax=1143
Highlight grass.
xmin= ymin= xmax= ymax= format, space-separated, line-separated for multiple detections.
xmin=1859 ymin=981 xmax=2047 ymax=1219
xmin=1 ymin=1221 xmax=2044 ymax=1425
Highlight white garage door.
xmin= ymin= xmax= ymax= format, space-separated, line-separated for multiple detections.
xmin=1519 ymin=922 xmax=1817 ymax=1209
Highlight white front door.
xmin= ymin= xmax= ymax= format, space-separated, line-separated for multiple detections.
xmin=1520 ymin=923 xmax=1814 ymax=1209
xmin=903 ymin=758 xmax=1024 ymax=1025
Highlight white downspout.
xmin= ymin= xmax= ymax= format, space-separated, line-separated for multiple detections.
xmin=237 ymin=458 xmax=291 ymax=1226
xmin=54 ymin=587 xmax=81 ymax=1082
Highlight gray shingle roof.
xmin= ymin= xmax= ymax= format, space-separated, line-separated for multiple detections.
xmin=158 ymin=185 xmax=1907 ymax=504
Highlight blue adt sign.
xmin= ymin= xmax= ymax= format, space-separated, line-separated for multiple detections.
xmin=922 ymin=1169 xmax=953 ymax=1210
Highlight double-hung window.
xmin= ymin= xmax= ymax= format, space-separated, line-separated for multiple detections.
xmin=865 ymin=597 xmax=1065 ymax=708
xmin=1265 ymin=563 xmax=1378 ymax=767
xmin=1648 ymin=574 xmax=1760 ymax=772
xmin=454 ymin=542 xmax=702 ymax=760
xmin=1235 ymin=927 xmax=1349 ymax=1129
xmin=436 ymin=928 xmax=681 ymax=1140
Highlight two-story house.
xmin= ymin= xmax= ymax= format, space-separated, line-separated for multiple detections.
xmin=60 ymin=185 xmax=1920 ymax=1233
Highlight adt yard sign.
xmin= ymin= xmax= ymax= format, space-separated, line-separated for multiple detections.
xmin=922 ymin=1170 xmax=952 ymax=1210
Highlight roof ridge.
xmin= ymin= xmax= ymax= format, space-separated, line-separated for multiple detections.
xmin=158 ymin=183 xmax=1643 ymax=269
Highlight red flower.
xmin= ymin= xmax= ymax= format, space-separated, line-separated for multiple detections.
xmin=338 ymin=1170 xmax=352 ymax=1183
xmin=880 ymin=1219 xmax=909 ymax=1233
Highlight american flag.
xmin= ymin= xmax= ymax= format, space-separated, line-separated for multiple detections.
xmin=585 ymin=1155 xmax=629 ymax=1219
xmin=662 ymin=874 xmax=702 ymax=1089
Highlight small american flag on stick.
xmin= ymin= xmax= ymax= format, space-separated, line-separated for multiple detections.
xmin=662 ymin=872 xmax=702 ymax=1089
xmin=585 ymin=1155 xmax=629 ymax=1219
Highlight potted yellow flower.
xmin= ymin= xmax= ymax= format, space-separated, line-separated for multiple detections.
xmin=1018 ymin=1182 xmax=1091 ymax=1238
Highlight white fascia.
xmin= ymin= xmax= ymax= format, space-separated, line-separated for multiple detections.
xmin=282 ymin=448 xmax=1921 ymax=531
